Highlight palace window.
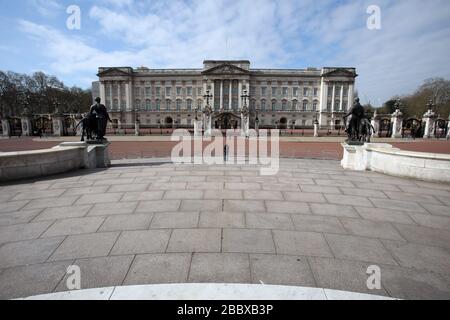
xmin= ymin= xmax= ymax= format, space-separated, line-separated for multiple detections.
xmin=303 ymin=100 xmax=308 ymax=111
xmin=250 ymin=99 xmax=256 ymax=111
xmin=271 ymin=100 xmax=277 ymax=111
xmin=135 ymin=99 xmax=141 ymax=109
xmin=293 ymin=87 xmax=299 ymax=97
xmin=176 ymin=99 xmax=182 ymax=111
xmin=282 ymin=100 xmax=287 ymax=111
xmin=282 ymin=87 xmax=288 ymax=96
xmin=165 ymin=99 xmax=171 ymax=110
xmin=335 ymin=100 xmax=340 ymax=111
xmin=335 ymin=86 xmax=341 ymax=97
xmin=156 ymin=87 xmax=161 ymax=97
xmin=197 ymin=99 xmax=202 ymax=108
xmin=155 ymin=100 xmax=161 ymax=111
xmin=121 ymin=100 xmax=126 ymax=109
xmin=176 ymin=87 xmax=182 ymax=96
xmin=113 ymin=99 xmax=118 ymax=109
xmin=292 ymin=100 xmax=298 ymax=111
xmin=197 ymin=87 xmax=202 ymax=95
xmin=314 ymin=88 xmax=319 ymax=97
xmin=261 ymin=100 xmax=266 ymax=111
xmin=186 ymin=87 xmax=192 ymax=96
xmin=303 ymin=88 xmax=309 ymax=96
xmin=261 ymin=87 xmax=267 ymax=96
xmin=187 ymin=99 xmax=192 ymax=111
xmin=272 ymin=87 xmax=277 ymax=96
xmin=166 ymin=87 xmax=171 ymax=96
xmin=120 ymin=86 xmax=125 ymax=96
xmin=250 ymin=86 xmax=256 ymax=95
xmin=313 ymin=101 xmax=318 ymax=111
xmin=134 ymin=87 xmax=141 ymax=97
xmin=145 ymin=87 xmax=151 ymax=97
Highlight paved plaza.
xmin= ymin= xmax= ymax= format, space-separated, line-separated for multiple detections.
xmin=0 ymin=158 xmax=450 ymax=299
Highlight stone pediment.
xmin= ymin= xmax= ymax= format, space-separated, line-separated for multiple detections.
xmin=97 ymin=67 xmax=132 ymax=77
xmin=322 ymin=68 xmax=357 ymax=78
xmin=202 ymin=64 xmax=250 ymax=75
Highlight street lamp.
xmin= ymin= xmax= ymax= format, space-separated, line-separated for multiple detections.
xmin=426 ymin=99 xmax=435 ymax=111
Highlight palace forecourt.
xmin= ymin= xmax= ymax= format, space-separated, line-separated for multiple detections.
xmin=0 ymin=158 xmax=449 ymax=299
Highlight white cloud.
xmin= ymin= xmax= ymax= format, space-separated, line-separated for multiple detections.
xmin=16 ymin=0 xmax=450 ymax=103
xmin=28 ymin=0 xmax=62 ymax=17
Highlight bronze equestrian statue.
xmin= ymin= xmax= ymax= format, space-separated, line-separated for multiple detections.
xmin=76 ymin=97 xmax=111 ymax=142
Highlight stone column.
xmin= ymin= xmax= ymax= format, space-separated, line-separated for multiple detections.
xmin=220 ymin=81 xmax=223 ymax=110
xmin=331 ymin=83 xmax=336 ymax=112
xmin=391 ymin=108 xmax=403 ymax=138
xmin=117 ymin=82 xmax=122 ymax=111
xmin=238 ymin=81 xmax=243 ymax=110
xmin=330 ymin=113 xmax=335 ymax=131
xmin=447 ymin=115 xmax=450 ymax=140
xmin=229 ymin=80 xmax=232 ymax=110
xmin=347 ymin=83 xmax=354 ymax=111
xmin=52 ymin=114 xmax=64 ymax=136
xmin=339 ymin=84 xmax=344 ymax=111
xmin=100 ymin=81 xmax=106 ymax=104
xmin=21 ymin=115 xmax=33 ymax=136
xmin=108 ymin=82 xmax=113 ymax=110
xmin=1 ymin=119 xmax=10 ymax=137
xmin=126 ymin=81 xmax=132 ymax=111
xmin=210 ymin=81 xmax=215 ymax=110
xmin=422 ymin=109 xmax=437 ymax=139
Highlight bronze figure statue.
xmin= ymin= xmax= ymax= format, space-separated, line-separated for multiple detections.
xmin=344 ymin=98 xmax=369 ymax=143
xmin=76 ymin=97 xmax=111 ymax=142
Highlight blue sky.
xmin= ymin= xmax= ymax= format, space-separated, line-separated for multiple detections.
xmin=1 ymin=0 xmax=450 ymax=105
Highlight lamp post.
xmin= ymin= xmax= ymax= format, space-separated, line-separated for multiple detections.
xmin=203 ymin=89 xmax=212 ymax=108
xmin=241 ymin=89 xmax=250 ymax=109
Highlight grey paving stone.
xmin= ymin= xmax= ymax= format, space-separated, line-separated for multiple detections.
xmin=189 ymin=253 xmax=251 ymax=283
xmin=150 ymin=212 xmax=198 ymax=229
xmin=384 ymin=191 xmax=440 ymax=204
xmin=339 ymin=218 xmax=405 ymax=241
xmin=76 ymin=193 xmax=123 ymax=205
xmin=167 ymin=229 xmax=221 ymax=253
xmin=245 ymin=213 xmax=294 ymax=230
xmin=273 ymin=230 xmax=333 ymax=257
xmin=310 ymin=203 xmax=359 ymax=218
xmin=164 ymin=190 xmax=203 ymax=200
xmin=82 ymin=173 xmax=121 ymax=181
xmin=324 ymin=234 xmax=397 ymax=265
xmin=222 ymin=229 xmax=275 ymax=254
xmin=369 ymin=177 xmax=417 ymax=186
xmin=42 ymin=217 xmax=105 ymax=237
xmin=381 ymin=265 xmax=450 ymax=300
xmin=34 ymin=205 xmax=92 ymax=221
xmin=223 ymin=200 xmax=266 ymax=213
xmin=99 ymin=214 xmax=153 ymax=232
xmin=198 ymin=212 xmax=245 ymax=228
xmin=339 ymin=187 xmax=387 ymax=199
xmin=265 ymin=201 xmax=310 ymax=214
xmin=409 ymin=214 xmax=450 ymax=230
xmin=0 ymin=236 xmax=65 ymax=268
xmin=55 ymin=255 xmax=134 ymax=291
xmin=61 ymin=186 xmax=110 ymax=196
xmin=291 ymin=215 xmax=347 ymax=234
xmin=354 ymin=182 xmax=403 ymax=192
xmin=436 ymin=195 xmax=450 ymax=206
xmin=0 ymin=261 xmax=71 ymax=300
xmin=94 ymin=178 xmax=135 ymax=186
xmin=0 ymin=209 xmax=42 ymax=226
xmin=413 ymin=180 xmax=450 ymax=191
xmin=120 ymin=191 xmax=164 ymax=202
xmin=308 ymin=257 xmax=388 ymax=296
xmin=207 ymin=176 xmax=242 ymax=182
xmin=226 ymin=183 xmax=261 ymax=190
xmin=282 ymin=192 xmax=326 ymax=203
xmin=326 ymin=194 xmax=373 ymax=208
xmin=124 ymin=253 xmax=191 ymax=285
xmin=244 ymin=190 xmax=283 ymax=201
xmin=108 ymin=183 xmax=149 ymax=193
xmin=0 ymin=221 xmax=54 ymax=244
xmin=110 ymin=230 xmax=171 ymax=255
xmin=398 ymin=185 xmax=450 ymax=197
xmin=354 ymin=207 xmax=416 ymax=225
xmin=315 ymin=179 xmax=354 ymax=188
xmin=136 ymin=200 xmax=181 ymax=213
xmin=12 ymin=189 xmax=66 ymax=201
xmin=279 ymin=178 xmax=315 ymax=185
xmin=23 ymin=196 xmax=80 ymax=210
xmin=370 ymin=198 xmax=427 ymax=213
xmin=421 ymin=203 xmax=450 ymax=217
xmin=187 ymin=182 xmax=224 ymax=190
xmin=250 ymin=254 xmax=316 ymax=287
xmin=49 ymin=232 xmax=120 ymax=261
xmin=393 ymin=223 xmax=450 ymax=250
xmin=204 ymin=190 xmax=243 ymax=200
xmin=261 ymin=183 xmax=301 ymax=191
xmin=180 ymin=200 xmax=222 ymax=211
xmin=149 ymin=182 xmax=187 ymax=190
xmin=171 ymin=176 xmax=206 ymax=182
xmin=120 ymin=172 xmax=156 ymax=178
xmin=382 ymin=240 xmax=450 ymax=276
xmin=300 ymin=185 xmax=341 ymax=194
xmin=88 ymin=201 xmax=138 ymax=216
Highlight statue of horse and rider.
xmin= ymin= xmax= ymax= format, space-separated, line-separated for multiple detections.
xmin=344 ymin=98 xmax=375 ymax=143
xmin=76 ymin=97 xmax=111 ymax=142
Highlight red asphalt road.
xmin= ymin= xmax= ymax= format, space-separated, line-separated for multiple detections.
xmin=1 ymin=137 xmax=449 ymax=160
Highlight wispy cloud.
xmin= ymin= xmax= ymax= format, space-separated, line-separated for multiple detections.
xmin=11 ymin=0 xmax=450 ymax=103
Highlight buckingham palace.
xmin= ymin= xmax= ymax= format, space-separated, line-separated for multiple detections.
xmin=96 ymin=60 xmax=357 ymax=132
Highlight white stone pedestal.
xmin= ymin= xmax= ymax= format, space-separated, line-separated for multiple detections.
xmin=52 ymin=116 xmax=64 ymax=136
xmin=194 ymin=120 xmax=203 ymax=137
xmin=391 ymin=109 xmax=403 ymax=138
xmin=203 ymin=115 xmax=212 ymax=138
xmin=21 ymin=117 xmax=33 ymax=136
xmin=1 ymin=119 xmax=10 ymax=137
xmin=422 ymin=109 xmax=437 ymax=139
xmin=134 ymin=122 xmax=140 ymax=136
xmin=313 ymin=122 xmax=319 ymax=137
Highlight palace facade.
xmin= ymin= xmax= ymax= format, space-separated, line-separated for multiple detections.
xmin=96 ymin=60 xmax=357 ymax=130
